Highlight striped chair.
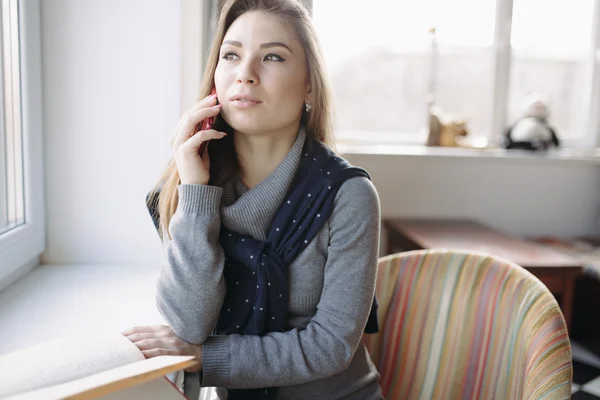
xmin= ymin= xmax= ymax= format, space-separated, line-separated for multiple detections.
xmin=363 ymin=249 xmax=572 ymax=400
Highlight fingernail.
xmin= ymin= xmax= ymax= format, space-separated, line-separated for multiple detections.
xmin=213 ymin=104 xmax=222 ymax=108
xmin=220 ymin=132 xmax=227 ymax=136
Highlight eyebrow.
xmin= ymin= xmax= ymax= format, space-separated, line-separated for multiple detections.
xmin=222 ymin=40 xmax=293 ymax=53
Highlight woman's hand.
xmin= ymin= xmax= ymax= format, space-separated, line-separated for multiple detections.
xmin=169 ymin=93 xmax=226 ymax=186
xmin=121 ymin=325 xmax=203 ymax=373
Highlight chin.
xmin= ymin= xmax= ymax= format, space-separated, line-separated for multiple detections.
xmin=221 ymin=111 xmax=265 ymax=135
xmin=222 ymin=108 xmax=299 ymax=136
xmin=224 ymin=117 xmax=265 ymax=136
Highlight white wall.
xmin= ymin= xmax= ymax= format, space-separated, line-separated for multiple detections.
xmin=344 ymin=153 xmax=600 ymax=255
xmin=41 ymin=0 xmax=180 ymax=265
xmin=39 ymin=0 xmax=600 ymax=265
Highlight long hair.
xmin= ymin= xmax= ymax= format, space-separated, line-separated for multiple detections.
xmin=147 ymin=0 xmax=335 ymax=240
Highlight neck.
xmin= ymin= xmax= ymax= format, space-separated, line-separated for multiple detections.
xmin=234 ymin=123 xmax=301 ymax=189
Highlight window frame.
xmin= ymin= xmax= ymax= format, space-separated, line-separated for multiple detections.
xmin=579 ymin=0 xmax=600 ymax=149
xmin=0 ymin=0 xmax=45 ymax=292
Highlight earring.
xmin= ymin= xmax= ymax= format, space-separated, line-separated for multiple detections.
xmin=305 ymin=101 xmax=312 ymax=112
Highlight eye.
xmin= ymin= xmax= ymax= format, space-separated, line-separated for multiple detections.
xmin=264 ymin=53 xmax=285 ymax=62
xmin=222 ymin=52 xmax=239 ymax=61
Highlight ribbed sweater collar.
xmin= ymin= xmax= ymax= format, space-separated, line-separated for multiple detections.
xmin=220 ymin=127 xmax=306 ymax=241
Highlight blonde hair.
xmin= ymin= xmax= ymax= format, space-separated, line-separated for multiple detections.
xmin=147 ymin=0 xmax=335 ymax=240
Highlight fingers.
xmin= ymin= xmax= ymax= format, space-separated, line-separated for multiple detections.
xmin=122 ymin=329 xmax=200 ymax=361
xmin=192 ymin=92 xmax=219 ymax=112
xmin=168 ymin=94 xmax=219 ymax=147
xmin=128 ymin=336 xmax=185 ymax=359
xmin=179 ymin=129 xmax=227 ymax=154
xmin=121 ymin=325 xmax=169 ymax=336
xmin=171 ymin=95 xmax=221 ymax=150
xmin=124 ymin=331 xmax=170 ymax=344
xmin=171 ymin=105 xmax=222 ymax=150
xmin=130 ymin=337 xmax=163 ymax=349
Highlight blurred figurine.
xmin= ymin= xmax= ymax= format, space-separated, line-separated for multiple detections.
xmin=502 ymin=93 xmax=560 ymax=151
xmin=427 ymin=107 xmax=469 ymax=147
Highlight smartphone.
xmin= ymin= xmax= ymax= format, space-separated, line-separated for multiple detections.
xmin=198 ymin=87 xmax=218 ymax=157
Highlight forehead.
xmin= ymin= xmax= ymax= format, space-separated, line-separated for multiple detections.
xmin=223 ymin=10 xmax=300 ymax=48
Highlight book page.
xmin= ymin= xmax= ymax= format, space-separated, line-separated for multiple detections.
xmin=0 ymin=330 xmax=144 ymax=398
xmin=3 ymin=355 xmax=197 ymax=400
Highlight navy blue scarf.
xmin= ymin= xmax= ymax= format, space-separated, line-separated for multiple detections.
xmin=215 ymin=136 xmax=378 ymax=399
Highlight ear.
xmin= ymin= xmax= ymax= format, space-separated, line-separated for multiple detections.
xmin=305 ymin=84 xmax=312 ymax=104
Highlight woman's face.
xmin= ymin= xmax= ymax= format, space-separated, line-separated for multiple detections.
xmin=214 ymin=11 xmax=310 ymax=136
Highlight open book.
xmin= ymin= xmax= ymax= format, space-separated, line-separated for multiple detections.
xmin=0 ymin=330 xmax=201 ymax=399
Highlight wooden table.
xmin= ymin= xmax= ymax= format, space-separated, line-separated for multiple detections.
xmin=384 ymin=218 xmax=583 ymax=330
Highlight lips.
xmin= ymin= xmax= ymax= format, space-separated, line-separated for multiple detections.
xmin=230 ymin=94 xmax=261 ymax=103
xmin=230 ymin=94 xmax=262 ymax=109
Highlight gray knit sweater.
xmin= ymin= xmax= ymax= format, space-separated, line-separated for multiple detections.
xmin=156 ymin=129 xmax=383 ymax=399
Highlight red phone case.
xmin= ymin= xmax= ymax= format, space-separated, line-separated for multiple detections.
xmin=198 ymin=87 xmax=217 ymax=157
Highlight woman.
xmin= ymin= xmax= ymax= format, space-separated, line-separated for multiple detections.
xmin=122 ymin=0 xmax=383 ymax=398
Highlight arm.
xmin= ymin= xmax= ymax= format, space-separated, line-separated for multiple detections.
xmin=200 ymin=177 xmax=381 ymax=388
xmin=155 ymin=184 xmax=227 ymax=344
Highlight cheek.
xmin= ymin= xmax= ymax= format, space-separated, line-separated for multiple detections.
xmin=213 ymin=66 xmax=227 ymax=92
xmin=214 ymin=61 xmax=238 ymax=91
xmin=268 ymin=75 xmax=305 ymax=112
xmin=214 ymin=67 xmax=233 ymax=120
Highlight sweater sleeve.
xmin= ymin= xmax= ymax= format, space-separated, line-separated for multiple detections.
xmin=155 ymin=184 xmax=227 ymax=345
xmin=200 ymin=176 xmax=381 ymax=388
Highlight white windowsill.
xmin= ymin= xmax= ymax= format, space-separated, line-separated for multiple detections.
xmin=0 ymin=263 xmax=221 ymax=398
xmin=336 ymin=141 xmax=600 ymax=166
xmin=0 ymin=263 xmax=165 ymax=356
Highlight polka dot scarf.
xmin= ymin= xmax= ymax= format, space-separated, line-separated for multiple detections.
xmin=216 ymin=137 xmax=379 ymax=399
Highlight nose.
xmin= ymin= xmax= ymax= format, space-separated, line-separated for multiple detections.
xmin=236 ymin=59 xmax=259 ymax=85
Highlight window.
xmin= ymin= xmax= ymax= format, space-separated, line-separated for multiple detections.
xmin=508 ymin=0 xmax=594 ymax=140
xmin=0 ymin=0 xmax=25 ymax=235
xmin=0 ymin=0 xmax=44 ymax=291
xmin=313 ymin=0 xmax=600 ymax=148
